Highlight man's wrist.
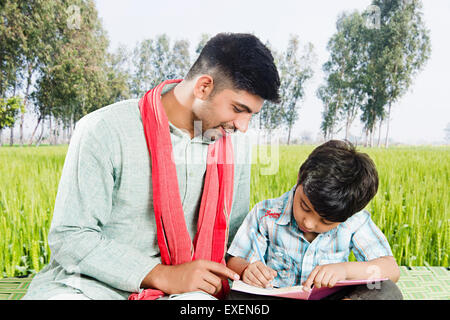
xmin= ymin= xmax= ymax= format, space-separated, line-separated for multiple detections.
xmin=140 ymin=263 xmax=168 ymax=290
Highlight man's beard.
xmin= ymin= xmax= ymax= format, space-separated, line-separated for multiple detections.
xmin=192 ymin=113 xmax=236 ymax=141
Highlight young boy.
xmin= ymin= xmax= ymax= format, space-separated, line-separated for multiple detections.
xmin=226 ymin=140 xmax=402 ymax=300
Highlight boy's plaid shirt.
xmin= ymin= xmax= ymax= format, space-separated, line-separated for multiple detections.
xmin=227 ymin=186 xmax=393 ymax=287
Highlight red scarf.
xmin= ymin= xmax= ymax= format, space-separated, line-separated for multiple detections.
xmin=128 ymin=79 xmax=234 ymax=300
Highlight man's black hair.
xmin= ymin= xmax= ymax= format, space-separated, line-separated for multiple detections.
xmin=297 ymin=140 xmax=379 ymax=223
xmin=186 ymin=33 xmax=280 ymax=103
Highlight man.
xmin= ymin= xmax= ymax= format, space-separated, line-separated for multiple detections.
xmin=23 ymin=33 xmax=280 ymax=300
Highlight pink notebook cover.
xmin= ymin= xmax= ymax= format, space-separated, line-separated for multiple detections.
xmin=231 ymin=278 xmax=388 ymax=300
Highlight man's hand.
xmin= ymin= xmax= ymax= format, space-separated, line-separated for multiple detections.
xmin=242 ymin=261 xmax=277 ymax=288
xmin=303 ymin=263 xmax=347 ymax=290
xmin=142 ymin=260 xmax=240 ymax=296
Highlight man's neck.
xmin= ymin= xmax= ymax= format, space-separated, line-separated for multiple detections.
xmin=161 ymin=81 xmax=196 ymax=138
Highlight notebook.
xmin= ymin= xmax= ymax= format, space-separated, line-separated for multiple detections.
xmin=231 ymin=278 xmax=388 ymax=300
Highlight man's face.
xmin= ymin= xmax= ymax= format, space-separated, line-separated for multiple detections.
xmin=191 ymin=86 xmax=264 ymax=140
xmin=292 ymin=184 xmax=341 ymax=235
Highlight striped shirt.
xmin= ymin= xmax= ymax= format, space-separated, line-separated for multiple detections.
xmin=227 ymin=185 xmax=393 ymax=287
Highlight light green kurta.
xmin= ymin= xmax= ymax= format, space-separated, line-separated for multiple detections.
xmin=23 ymin=85 xmax=252 ymax=300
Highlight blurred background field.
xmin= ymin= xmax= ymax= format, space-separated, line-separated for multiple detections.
xmin=0 ymin=144 xmax=449 ymax=278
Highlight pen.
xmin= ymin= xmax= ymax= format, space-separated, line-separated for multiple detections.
xmin=251 ymin=229 xmax=266 ymax=265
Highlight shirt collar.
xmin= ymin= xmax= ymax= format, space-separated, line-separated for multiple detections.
xmin=275 ymin=185 xmax=297 ymax=226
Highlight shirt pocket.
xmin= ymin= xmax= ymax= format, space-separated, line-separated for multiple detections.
xmin=267 ymin=244 xmax=296 ymax=287
xmin=317 ymin=249 xmax=348 ymax=266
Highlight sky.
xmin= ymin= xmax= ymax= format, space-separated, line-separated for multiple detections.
xmin=94 ymin=0 xmax=450 ymax=145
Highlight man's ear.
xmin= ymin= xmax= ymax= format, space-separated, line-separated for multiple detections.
xmin=193 ymin=75 xmax=214 ymax=100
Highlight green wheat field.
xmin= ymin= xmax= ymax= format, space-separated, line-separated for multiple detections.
xmin=0 ymin=145 xmax=448 ymax=278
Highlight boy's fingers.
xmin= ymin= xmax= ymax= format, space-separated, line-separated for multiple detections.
xmin=313 ymin=269 xmax=326 ymax=289
xmin=256 ymin=263 xmax=275 ymax=282
xmin=321 ymin=271 xmax=333 ymax=288
xmin=245 ymin=269 xmax=265 ymax=288
xmin=251 ymin=265 xmax=270 ymax=287
xmin=329 ymin=275 xmax=339 ymax=288
xmin=303 ymin=267 xmax=319 ymax=289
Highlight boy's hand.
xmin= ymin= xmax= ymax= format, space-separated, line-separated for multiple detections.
xmin=303 ymin=263 xmax=347 ymax=290
xmin=242 ymin=261 xmax=277 ymax=288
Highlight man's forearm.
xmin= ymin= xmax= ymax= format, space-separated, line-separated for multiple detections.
xmin=343 ymin=256 xmax=400 ymax=283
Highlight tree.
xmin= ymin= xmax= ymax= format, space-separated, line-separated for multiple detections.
xmin=362 ymin=0 xmax=431 ymax=147
xmin=0 ymin=96 xmax=24 ymax=146
xmin=320 ymin=0 xmax=430 ymax=147
xmin=0 ymin=0 xmax=61 ymax=145
xmin=104 ymin=45 xmax=131 ymax=106
xmin=279 ymin=36 xmax=315 ymax=145
xmin=317 ymin=84 xmax=339 ymax=140
xmin=258 ymin=37 xmax=315 ymax=140
xmin=377 ymin=0 xmax=431 ymax=147
xmin=168 ymin=39 xmax=191 ymax=79
xmin=130 ymin=39 xmax=155 ymax=98
xmin=0 ymin=1 xmax=23 ymax=98
xmin=130 ymin=35 xmax=191 ymax=98
xmin=322 ymin=12 xmax=369 ymax=141
xmin=31 ymin=0 xmax=110 ymax=145
xmin=445 ymin=123 xmax=450 ymax=145
xmin=194 ymin=33 xmax=211 ymax=60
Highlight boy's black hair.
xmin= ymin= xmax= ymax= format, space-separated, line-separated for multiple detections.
xmin=297 ymin=140 xmax=379 ymax=223
xmin=186 ymin=33 xmax=281 ymax=103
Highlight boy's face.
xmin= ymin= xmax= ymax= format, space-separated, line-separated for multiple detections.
xmin=292 ymin=184 xmax=341 ymax=235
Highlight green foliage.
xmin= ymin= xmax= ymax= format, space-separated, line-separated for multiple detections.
xmin=320 ymin=0 xmax=431 ymax=146
xmin=319 ymin=12 xmax=368 ymax=140
xmin=33 ymin=0 xmax=110 ymax=124
xmin=0 ymin=96 xmax=24 ymax=130
xmin=129 ymin=35 xmax=192 ymax=98
xmin=259 ymin=36 xmax=315 ymax=139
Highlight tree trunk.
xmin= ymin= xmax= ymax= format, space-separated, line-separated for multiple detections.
xmin=63 ymin=122 xmax=67 ymax=144
xmin=49 ymin=116 xmax=53 ymax=145
xmin=20 ymin=63 xmax=34 ymax=146
xmin=9 ymin=126 xmax=14 ymax=146
xmin=29 ymin=116 xmax=42 ymax=146
xmin=287 ymin=125 xmax=292 ymax=145
xmin=377 ymin=119 xmax=383 ymax=147
xmin=364 ymin=129 xmax=369 ymax=147
xmin=55 ymin=118 xmax=60 ymax=145
xmin=384 ymin=102 xmax=392 ymax=148
xmin=36 ymin=118 xmax=45 ymax=147
xmin=345 ymin=113 xmax=351 ymax=141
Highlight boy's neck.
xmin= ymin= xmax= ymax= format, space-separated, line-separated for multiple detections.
xmin=303 ymin=231 xmax=318 ymax=243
